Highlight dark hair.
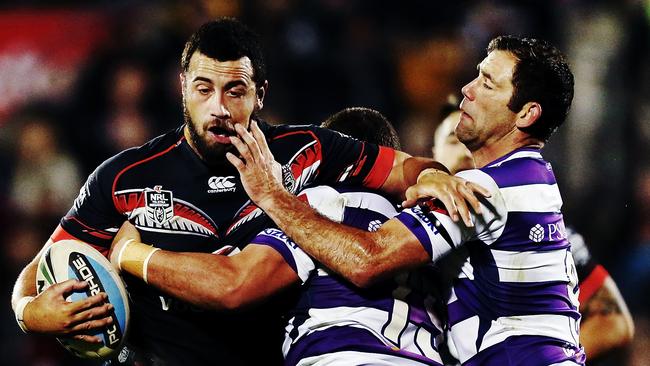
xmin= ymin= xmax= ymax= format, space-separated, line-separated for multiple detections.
xmin=181 ymin=17 xmax=267 ymax=85
xmin=321 ymin=107 xmax=401 ymax=150
xmin=487 ymin=35 xmax=574 ymax=142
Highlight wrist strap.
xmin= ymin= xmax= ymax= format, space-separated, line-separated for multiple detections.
xmin=142 ymin=248 xmax=161 ymax=284
xmin=118 ymin=240 xmax=160 ymax=284
xmin=15 ymin=296 xmax=35 ymax=333
xmin=417 ymin=167 xmax=449 ymax=184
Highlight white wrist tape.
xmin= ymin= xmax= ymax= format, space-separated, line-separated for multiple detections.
xmin=15 ymin=296 xmax=35 ymax=333
xmin=142 ymin=248 xmax=161 ymax=284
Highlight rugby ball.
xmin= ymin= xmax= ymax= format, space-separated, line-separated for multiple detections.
xmin=36 ymin=239 xmax=130 ymax=359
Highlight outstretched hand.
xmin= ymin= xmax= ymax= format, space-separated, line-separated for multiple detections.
xmin=401 ymin=169 xmax=491 ymax=227
xmin=226 ymin=121 xmax=285 ymax=208
xmin=24 ymin=279 xmax=113 ymax=343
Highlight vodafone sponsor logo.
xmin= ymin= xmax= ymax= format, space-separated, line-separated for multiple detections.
xmin=208 ymin=176 xmax=236 ymax=193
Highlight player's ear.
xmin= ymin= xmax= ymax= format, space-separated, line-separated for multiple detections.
xmin=255 ymin=80 xmax=268 ymax=110
xmin=180 ymin=73 xmax=187 ymax=95
xmin=515 ymin=101 xmax=542 ymax=129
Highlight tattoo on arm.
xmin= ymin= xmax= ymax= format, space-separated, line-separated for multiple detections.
xmin=581 ymin=285 xmax=622 ymax=321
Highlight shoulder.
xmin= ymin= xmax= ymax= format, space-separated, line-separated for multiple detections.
xmin=481 ymin=149 xmax=557 ymax=188
xmin=261 ymin=121 xmax=348 ymax=143
xmin=94 ymin=127 xmax=184 ymax=179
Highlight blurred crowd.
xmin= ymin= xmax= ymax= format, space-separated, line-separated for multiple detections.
xmin=0 ymin=0 xmax=648 ymax=365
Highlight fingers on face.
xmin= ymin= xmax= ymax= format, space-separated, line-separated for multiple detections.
xmin=251 ymin=121 xmax=274 ymax=160
xmin=229 ymin=135 xmax=251 ymax=162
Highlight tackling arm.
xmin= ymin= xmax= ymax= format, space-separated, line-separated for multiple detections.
xmin=247 ymin=187 xmax=430 ymax=288
xmin=110 ymin=222 xmax=299 ymax=310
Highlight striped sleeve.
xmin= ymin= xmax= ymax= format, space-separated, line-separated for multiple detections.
xmin=395 ymin=169 xmax=507 ymax=261
xmin=249 ymin=228 xmax=315 ymax=284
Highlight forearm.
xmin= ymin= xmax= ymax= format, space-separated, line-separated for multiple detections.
xmin=119 ymin=246 xmax=245 ymax=310
xmin=382 ymin=152 xmax=449 ymax=198
xmin=259 ymin=190 xmax=425 ymax=287
xmin=147 ymin=251 xmax=245 ymax=310
xmin=116 ymin=242 xmax=297 ymax=311
xmin=11 ymin=241 xmax=50 ymax=310
xmin=12 ymin=259 xmax=38 ymax=311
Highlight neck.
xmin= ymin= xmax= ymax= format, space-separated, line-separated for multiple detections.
xmin=183 ymin=125 xmax=202 ymax=159
xmin=472 ymin=137 xmax=543 ymax=168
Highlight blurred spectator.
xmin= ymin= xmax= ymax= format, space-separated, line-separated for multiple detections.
xmin=8 ymin=111 xmax=82 ymax=223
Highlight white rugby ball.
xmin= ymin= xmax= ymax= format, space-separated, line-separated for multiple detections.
xmin=36 ymin=239 xmax=130 ymax=359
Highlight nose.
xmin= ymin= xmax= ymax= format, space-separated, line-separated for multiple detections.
xmin=461 ymin=78 xmax=477 ymax=101
xmin=210 ymin=93 xmax=230 ymax=118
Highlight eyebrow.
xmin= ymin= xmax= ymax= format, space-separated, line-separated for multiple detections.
xmin=192 ymin=76 xmax=213 ymax=84
xmin=192 ymin=76 xmax=249 ymax=90
xmin=477 ymin=64 xmax=494 ymax=83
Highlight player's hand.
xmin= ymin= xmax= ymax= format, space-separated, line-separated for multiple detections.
xmin=226 ymin=121 xmax=285 ymax=208
xmin=109 ymin=221 xmax=141 ymax=269
xmin=23 ymin=279 xmax=113 ymax=343
xmin=401 ymin=169 xmax=490 ymax=227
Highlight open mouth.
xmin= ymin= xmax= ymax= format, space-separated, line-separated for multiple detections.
xmin=207 ymin=126 xmax=236 ymax=144
xmin=208 ymin=126 xmax=236 ymax=137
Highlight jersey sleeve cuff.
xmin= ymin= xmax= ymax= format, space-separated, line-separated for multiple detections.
xmin=395 ymin=210 xmax=434 ymax=259
xmin=578 ymin=264 xmax=608 ymax=304
xmin=249 ymin=229 xmax=315 ymax=283
xmin=362 ymin=146 xmax=395 ymax=189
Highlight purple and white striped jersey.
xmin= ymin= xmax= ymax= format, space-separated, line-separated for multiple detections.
xmin=251 ymin=186 xmax=444 ymax=366
xmin=396 ymin=148 xmax=586 ymax=366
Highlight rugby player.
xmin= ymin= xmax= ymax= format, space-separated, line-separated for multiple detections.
xmin=11 ymin=18 xmax=482 ymax=365
xmin=229 ymin=35 xmax=586 ymax=366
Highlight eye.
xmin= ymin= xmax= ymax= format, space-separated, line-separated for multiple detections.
xmin=482 ymin=82 xmax=493 ymax=90
xmin=226 ymin=88 xmax=246 ymax=98
xmin=195 ymin=85 xmax=212 ymax=95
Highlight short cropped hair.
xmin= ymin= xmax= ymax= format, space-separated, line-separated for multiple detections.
xmin=488 ymin=35 xmax=574 ymax=142
xmin=181 ymin=17 xmax=267 ymax=85
xmin=321 ymin=107 xmax=401 ymax=150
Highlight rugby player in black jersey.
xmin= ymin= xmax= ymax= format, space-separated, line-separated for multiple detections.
xmin=11 ymin=18 xmax=485 ymax=366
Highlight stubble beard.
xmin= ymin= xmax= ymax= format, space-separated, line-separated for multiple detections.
xmin=184 ymin=106 xmax=235 ymax=170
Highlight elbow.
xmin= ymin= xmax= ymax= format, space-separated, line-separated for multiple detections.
xmin=619 ymin=315 xmax=635 ymax=347
xmin=205 ymin=281 xmax=248 ymax=311
xmin=189 ymin=271 xmax=249 ymax=311
xmin=346 ymin=261 xmax=388 ymax=288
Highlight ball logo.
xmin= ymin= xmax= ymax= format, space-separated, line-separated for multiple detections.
xmin=208 ymin=176 xmax=236 ymax=193
xmin=69 ymin=252 xmax=123 ymax=347
xmin=529 ymin=224 xmax=545 ymax=243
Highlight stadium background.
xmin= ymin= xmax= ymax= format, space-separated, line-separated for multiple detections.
xmin=0 ymin=0 xmax=648 ymax=364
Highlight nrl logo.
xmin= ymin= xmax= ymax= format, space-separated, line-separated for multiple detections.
xmin=145 ymin=185 xmax=174 ymax=225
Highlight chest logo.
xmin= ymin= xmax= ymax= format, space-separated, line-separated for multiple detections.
xmin=207 ymin=176 xmax=236 ymax=193
xmin=145 ymin=186 xmax=174 ymax=225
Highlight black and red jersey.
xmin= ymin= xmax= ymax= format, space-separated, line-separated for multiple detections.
xmin=50 ymin=121 xmax=395 ymax=365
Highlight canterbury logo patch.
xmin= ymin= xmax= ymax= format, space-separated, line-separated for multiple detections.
xmin=208 ymin=176 xmax=236 ymax=193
